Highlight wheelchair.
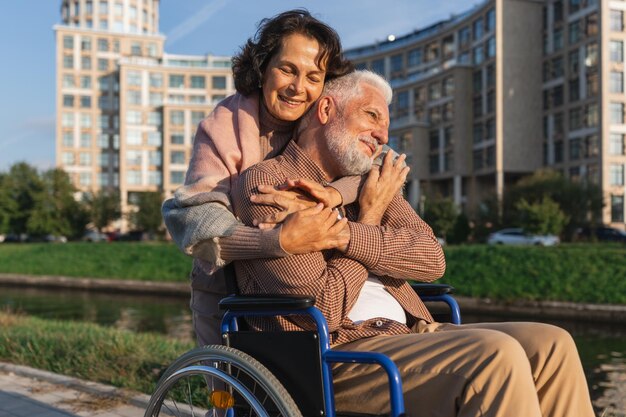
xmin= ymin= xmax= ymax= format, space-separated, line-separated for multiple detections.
xmin=144 ymin=283 xmax=460 ymax=417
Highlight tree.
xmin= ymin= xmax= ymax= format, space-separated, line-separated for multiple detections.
xmin=84 ymin=190 xmax=121 ymax=232
xmin=423 ymin=196 xmax=458 ymax=240
xmin=0 ymin=173 xmax=17 ymax=234
xmin=130 ymin=192 xmax=164 ymax=236
xmin=27 ymin=168 xmax=88 ymax=238
xmin=2 ymin=162 xmax=43 ymax=234
xmin=448 ymin=212 xmax=472 ymax=244
xmin=515 ymin=196 xmax=569 ymax=236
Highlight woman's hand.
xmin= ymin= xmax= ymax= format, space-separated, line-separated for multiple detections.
xmin=250 ymin=180 xmax=342 ymax=228
xmin=358 ymin=151 xmax=410 ymax=225
xmin=279 ymin=204 xmax=350 ymax=254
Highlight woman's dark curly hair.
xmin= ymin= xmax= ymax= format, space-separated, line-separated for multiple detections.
xmin=232 ymin=9 xmax=354 ymax=96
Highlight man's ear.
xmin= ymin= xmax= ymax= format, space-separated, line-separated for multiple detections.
xmin=316 ymin=96 xmax=335 ymax=126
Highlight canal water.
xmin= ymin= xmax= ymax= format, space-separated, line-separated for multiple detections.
xmin=1 ymin=286 xmax=625 ymax=415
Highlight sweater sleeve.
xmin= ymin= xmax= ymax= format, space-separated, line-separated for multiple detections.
xmin=218 ymin=224 xmax=288 ymax=261
xmin=327 ymin=175 xmax=361 ymax=207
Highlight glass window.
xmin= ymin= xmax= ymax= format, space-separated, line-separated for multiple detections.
xmin=473 ymin=70 xmax=483 ymax=92
xmin=170 ymin=151 xmax=186 ymax=164
xmin=126 ymin=110 xmax=142 ymax=125
xmin=569 ymin=0 xmax=580 ymax=13
xmin=169 ymin=74 xmax=185 ymax=88
xmin=191 ymin=111 xmax=205 ymax=126
xmin=407 ymin=48 xmax=422 ymax=67
xmin=610 ymin=133 xmax=625 ymax=155
xmin=149 ymin=93 xmax=162 ymax=106
xmin=485 ymin=118 xmax=495 ymax=139
xmin=610 ymin=41 xmax=624 ymax=63
xmin=171 ymin=134 xmax=184 ymax=145
xmin=148 ymin=171 xmax=162 ymax=186
xmin=610 ymin=102 xmax=624 ymax=124
xmin=569 ymin=138 xmax=581 ymax=160
xmin=553 ymin=28 xmax=563 ymax=51
xmin=486 ymin=64 xmax=495 ymax=87
xmin=63 ymin=35 xmax=74 ymax=49
xmin=126 ymin=130 xmax=142 ymax=145
xmin=97 ymin=134 xmax=109 ymax=148
xmin=611 ymin=195 xmax=624 ymax=223
xmin=473 ymin=149 xmax=483 ymax=170
xmin=611 ymin=10 xmax=624 ymax=31
xmin=148 ymin=112 xmax=162 ymax=126
xmin=127 ymin=170 xmax=142 ymax=185
xmin=98 ymin=153 xmax=109 ymax=167
xmin=585 ymin=13 xmax=599 ymax=36
xmin=428 ymin=82 xmax=441 ymax=100
xmin=63 ymin=55 xmax=74 ymax=69
xmin=80 ymin=113 xmax=92 ymax=128
xmin=390 ymin=54 xmax=403 ymax=72
xmin=473 ymin=18 xmax=484 ymax=40
xmin=148 ymin=151 xmax=162 ymax=166
xmin=170 ymin=171 xmax=185 ymax=184
xmin=473 ymin=45 xmax=484 ymax=65
xmin=473 ymin=123 xmax=483 ymax=143
xmin=486 ymin=8 xmax=496 ymax=32
xmin=569 ymin=78 xmax=580 ymax=101
xmin=569 ymin=50 xmax=579 ymax=74
xmin=127 ymin=90 xmax=141 ymax=105
xmin=442 ymin=36 xmax=455 ymax=58
xmin=62 ymin=132 xmax=74 ymax=147
xmin=62 ymin=74 xmax=75 ymax=88
xmin=425 ymin=42 xmax=439 ymax=62
xmin=63 ymin=95 xmax=74 ymax=107
xmin=190 ymin=76 xmax=206 ymax=89
xmin=569 ymin=107 xmax=582 ymax=130
xmin=371 ymin=59 xmax=385 ymax=75
xmin=569 ymin=20 xmax=580 ymax=44
xmin=610 ymin=164 xmax=625 ymax=185
xmin=80 ymin=133 xmax=91 ymax=148
xmin=147 ymin=131 xmax=162 ymax=146
xmin=98 ymin=38 xmax=109 ymax=51
xmin=149 ymin=73 xmax=163 ymax=88
xmin=585 ymin=103 xmax=598 ymax=127
xmin=610 ymin=71 xmax=624 ymax=93
xmin=554 ymin=0 xmax=563 ymax=22
xmin=458 ymin=27 xmax=470 ymax=47
xmin=127 ymin=71 xmax=142 ymax=87
xmin=62 ymin=152 xmax=75 ymax=165
xmin=80 ymin=76 xmax=91 ymax=89
xmin=81 ymin=56 xmax=92 ymax=70
xmin=554 ymin=141 xmax=564 ymax=163
xmin=443 ymin=77 xmax=454 ymax=96
xmin=473 ymin=96 xmax=483 ymax=117
xmin=170 ymin=110 xmax=184 ymax=125
xmin=552 ymin=56 xmax=563 ymax=78
xmin=80 ymin=96 xmax=91 ymax=108
xmin=486 ymin=37 xmax=496 ymax=58
xmin=81 ymin=37 xmax=91 ymax=51
xmin=79 ymin=152 xmax=91 ymax=166
xmin=586 ymin=71 xmax=598 ymax=96
xmin=99 ymin=1 xmax=108 ymax=14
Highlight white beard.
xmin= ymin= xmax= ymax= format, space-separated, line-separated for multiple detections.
xmin=326 ymin=119 xmax=374 ymax=176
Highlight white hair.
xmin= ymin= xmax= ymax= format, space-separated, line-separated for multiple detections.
xmin=297 ymin=70 xmax=392 ymax=133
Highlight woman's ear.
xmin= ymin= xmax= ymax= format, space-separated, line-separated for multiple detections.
xmin=316 ymin=96 xmax=335 ymax=126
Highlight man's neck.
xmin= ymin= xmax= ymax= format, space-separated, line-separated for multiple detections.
xmin=296 ymin=132 xmax=340 ymax=182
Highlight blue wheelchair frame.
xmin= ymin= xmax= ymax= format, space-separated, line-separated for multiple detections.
xmin=220 ymin=284 xmax=461 ymax=417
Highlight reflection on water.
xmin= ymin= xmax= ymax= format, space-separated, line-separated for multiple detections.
xmin=0 ymin=286 xmax=194 ymax=342
xmin=1 ymin=286 xmax=625 ymax=415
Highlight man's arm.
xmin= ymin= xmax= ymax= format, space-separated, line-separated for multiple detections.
xmin=344 ymin=194 xmax=446 ymax=281
xmin=234 ymin=166 xmax=369 ymax=331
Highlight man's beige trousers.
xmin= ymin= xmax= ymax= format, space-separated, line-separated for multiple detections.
xmin=332 ymin=321 xmax=595 ymax=417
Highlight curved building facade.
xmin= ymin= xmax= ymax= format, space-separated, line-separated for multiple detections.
xmin=346 ymin=0 xmax=625 ymax=228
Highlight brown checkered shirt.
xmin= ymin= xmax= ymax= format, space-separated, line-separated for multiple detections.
xmin=232 ymin=141 xmax=446 ymax=346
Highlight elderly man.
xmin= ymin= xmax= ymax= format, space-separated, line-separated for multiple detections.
xmin=232 ymin=70 xmax=594 ymax=417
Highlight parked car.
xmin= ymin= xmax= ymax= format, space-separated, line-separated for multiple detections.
xmin=576 ymin=226 xmax=626 ymax=243
xmin=487 ymin=228 xmax=560 ymax=246
xmin=26 ymin=234 xmax=67 ymax=243
xmin=82 ymin=230 xmax=108 ymax=242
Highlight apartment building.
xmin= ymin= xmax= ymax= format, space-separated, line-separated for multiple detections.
xmin=54 ymin=0 xmax=234 ymax=229
xmin=345 ymin=0 xmax=626 ymax=228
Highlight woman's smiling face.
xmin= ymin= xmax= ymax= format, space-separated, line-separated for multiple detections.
xmin=261 ymin=33 xmax=327 ymax=122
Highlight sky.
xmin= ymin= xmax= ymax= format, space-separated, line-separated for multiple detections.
xmin=0 ymin=0 xmax=480 ymax=172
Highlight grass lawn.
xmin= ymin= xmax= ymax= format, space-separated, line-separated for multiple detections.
xmin=0 ymin=241 xmax=624 ymax=304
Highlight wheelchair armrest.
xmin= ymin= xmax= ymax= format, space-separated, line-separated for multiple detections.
xmin=219 ymin=294 xmax=316 ymax=311
xmin=411 ymin=283 xmax=455 ymax=296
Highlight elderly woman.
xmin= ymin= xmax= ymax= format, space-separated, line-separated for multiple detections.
xmin=162 ymin=10 xmax=355 ymax=348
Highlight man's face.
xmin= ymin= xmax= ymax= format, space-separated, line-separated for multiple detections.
xmin=325 ymin=83 xmax=390 ymax=176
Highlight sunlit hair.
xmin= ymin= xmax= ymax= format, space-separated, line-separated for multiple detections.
xmin=298 ymin=70 xmax=392 ymax=134
xmin=232 ymin=9 xmax=354 ymax=96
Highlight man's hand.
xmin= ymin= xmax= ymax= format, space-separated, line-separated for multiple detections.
xmin=358 ymin=151 xmax=410 ymax=225
xmin=250 ymin=180 xmax=342 ymax=228
xmin=279 ymin=203 xmax=350 ymax=254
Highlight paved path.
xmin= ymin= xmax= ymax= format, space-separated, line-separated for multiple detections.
xmin=0 ymin=363 xmax=149 ymax=417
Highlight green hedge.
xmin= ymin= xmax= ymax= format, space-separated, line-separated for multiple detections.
xmin=440 ymin=244 xmax=626 ymax=304
xmin=0 ymin=312 xmax=194 ymax=394
xmin=0 ymin=242 xmax=624 ymax=304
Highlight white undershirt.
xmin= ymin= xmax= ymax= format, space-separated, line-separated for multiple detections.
xmin=347 ymin=276 xmax=407 ymax=324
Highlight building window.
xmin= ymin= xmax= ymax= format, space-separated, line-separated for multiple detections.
xmin=81 ymin=56 xmax=92 ymax=70
xmin=569 ymin=50 xmax=579 ymax=74
xmin=473 ymin=96 xmax=483 ymax=117
xmin=554 ymin=141 xmax=564 ymax=163
xmin=126 ymin=130 xmax=142 ymax=146
xmin=80 ymin=113 xmax=92 ymax=128
xmin=569 ymin=78 xmax=580 ymax=101
xmin=170 ymin=151 xmax=186 ymax=164
xmin=428 ymin=83 xmax=441 ymax=100
xmin=473 ymin=150 xmax=483 ymax=170
xmin=611 ymin=195 xmax=624 ymax=223
xmin=209 ymin=76 xmax=225 ymax=90
xmin=585 ymin=134 xmax=599 ymax=158
xmin=190 ymin=76 xmax=206 ymax=89
xmin=126 ymin=110 xmax=142 ymax=125
xmin=127 ymin=170 xmax=142 ymax=185
xmin=610 ymin=164 xmax=625 ymax=186
xmin=169 ymin=74 xmax=185 ymax=88
xmin=443 ymin=76 xmax=454 ymax=96
xmin=554 ymin=112 xmax=564 ymax=134
xmin=97 ymin=134 xmax=109 ymax=148
xmin=569 ymin=107 xmax=582 ymax=130
xmin=98 ymin=38 xmax=109 ymax=51
xmin=170 ymin=171 xmax=185 ymax=184
xmin=486 ymin=8 xmax=495 ymax=32
xmin=429 ymin=130 xmax=439 ymax=151
xmin=63 ymin=35 xmax=74 ymax=49
xmin=610 ymin=71 xmax=624 ymax=93
xmin=610 ymin=41 xmax=624 ymax=63
xmin=407 ymin=47 xmax=422 ymax=67
xmin=81 ymin=37 xmax=91 ymax=51
xmin=79 ymin=152 xmax=92 ymax=166
xmin=147 ymin=131 xmax=162 ymax=146
xmin=569 ymin=138 xmax=581 ymax=160
xmin=554 ymin=0 xmax=563 ymax=22
xmin=80 ymin=96 xmax=91 ymax=108
xmin=170 ymin=110 xmax=184 ymax=125
xmin=98 ymin=58 xmax=108 ymax=71
xmin=171 ymin=134 xmax=184 ymax=145
xmin=131 ymin=42 xmax=142 ymax=56
xmin=63 ymin=55 xmax=74 ymax=69
xmin=390 ymin=54 xmax=403 ymax=73
xmin=552 ymin=56 xmax=564 ymax=78
xmin=148 ymin=171 xmax=162 ymax=186
xmin=79 ymin=172 xmax=92 ymax=187
xmin=585 ymin=13 xmax=599 ymax=36
xmin=585 ymin=71 xmax=598 ymax=96
xmin=98 ymin=153 xmax=109 ymax=167
xmin=585 ymin=103 xmax=598 ymax=127
xmin=610 ymin=133 xmax=625 ymax=155
xmin=487 ymin=90 xmax=496 ymax=113
xmin=473 ymin=45 xmax=484 ymax=65
xmin=148 ymin=111 xmax=162 ymax=126
xmin=569 ymin=0 xmax=580 ymax=13
xmin=473 ymin=70 xmax=483 ymax=92
xmin=473 ymin=18 xmax=484 ymax=40
xmin=458 ymin=27 xmax=470 ymax=47
xmin=62 ymin=132 xmax=74 ymax=147
xmin=371 ymin=59 xmax=385 ymax=75
xmin=99 ymin=1 xmax=108 ymax=14
xmin=191 ymin=111 xmax=205 ymax=126
xmin=610 ymin=102 xmax=625 ymax=124
xmin=425 ymin=42 xmax=439 ymax=62
xmin=127 ymin=91 xmax=141 ymax=105
xmin=569 ymin=20 xmax=581 ymax=44
xmin=442 ymin=36 xmax=455 ymax=58
xmin=63 ymin=95 xmax=74 ymax=107
xmin=148 ymin=151 xmax=162 ymax=166
xmin=473 ymin=123 xmax=483 ymax=143
xmin=585 ymin=42 xmax=598 ymax=68
xmin=486 ymin=64 xmax=495 ymax=87
xmin=486 ymin=37 xmax=496 ymax=59
xmin=149 ymin=73 xmax=163 ymax=88
xmin=62 ymin=152 xmax=75 ymax=165
xmin=127 ymin=71 xmax=142 ymax=87
xmin=610 ymin=10 xmax=624 ymax=31
xmin=553 ymin=28 xmax=563 ymax=51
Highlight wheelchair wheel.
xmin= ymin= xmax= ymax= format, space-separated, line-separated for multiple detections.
xmin=145 ymin=344 xmax=302 ymax=417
